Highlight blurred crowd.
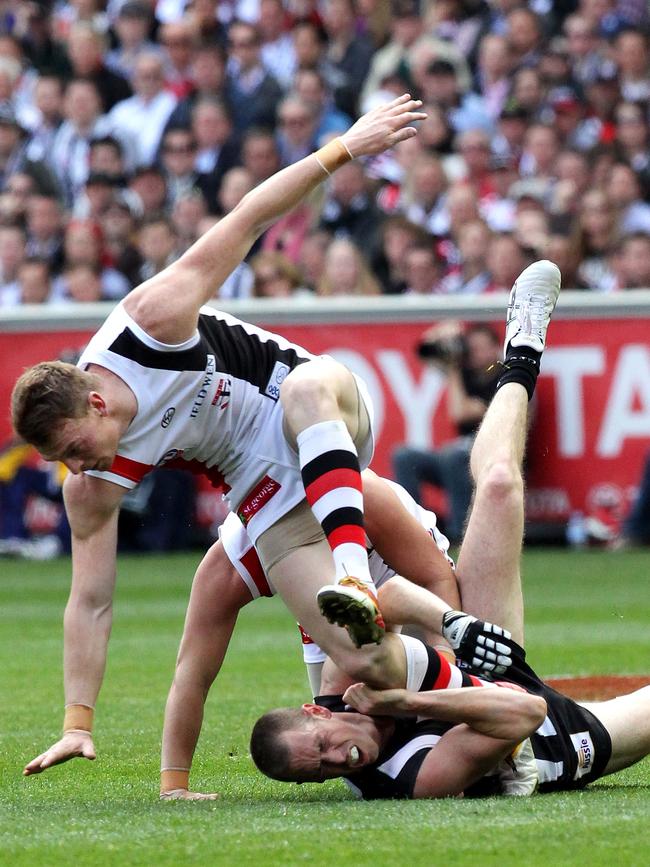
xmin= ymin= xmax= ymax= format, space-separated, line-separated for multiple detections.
xmin=0 ymin=0 xmax=649 ymax=308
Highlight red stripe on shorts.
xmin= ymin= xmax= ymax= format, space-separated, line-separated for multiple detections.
xmin=433 ymin=653 xmax=453 ymax=690
xmin=240 ymin=547 xmax=272 ymax=597
xmin=304 ymin=467 xmax=362 ymax=505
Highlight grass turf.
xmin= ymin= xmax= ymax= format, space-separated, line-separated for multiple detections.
xmin=1 ymin=548 xmax=649 ymax=866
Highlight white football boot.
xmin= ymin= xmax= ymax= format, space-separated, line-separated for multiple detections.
xmin=504 ymin=260 xmax=562 ymax=355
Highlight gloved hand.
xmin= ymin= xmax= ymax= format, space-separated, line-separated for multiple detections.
xmin=441 ymin=610 xmax=514 ymax=675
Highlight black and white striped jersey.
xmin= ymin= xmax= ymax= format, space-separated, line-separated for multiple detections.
xmin=78 ymin=303 xmax=314 ymax=511
xmin=317 ymin=646 xmax=612 ymax=800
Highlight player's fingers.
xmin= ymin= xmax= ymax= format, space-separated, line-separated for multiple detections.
xmin=23 ymin=753 xmax=48 ymax=776
xmin=388 ymin=100 xmax=424 ymax=119
xmin=387 ymin=127 xmax=418 ymax=147
xmin=81 ymin=742 xmax=96 ymax=760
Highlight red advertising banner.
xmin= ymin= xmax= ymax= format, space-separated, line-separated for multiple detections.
xmin=2 ymin=316 xmax=649 ymax=523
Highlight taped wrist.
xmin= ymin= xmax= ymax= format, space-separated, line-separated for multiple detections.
xmin=161 ymin=768 xmax=190 ymax=793
xmin=63 ymin=704 xmax=94 ymax=733
xmin=314 ymin=138 xmax=353 ymax=176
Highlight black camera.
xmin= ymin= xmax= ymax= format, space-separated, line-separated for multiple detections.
xmin=417 ymin=334 xmax=467 ymax=364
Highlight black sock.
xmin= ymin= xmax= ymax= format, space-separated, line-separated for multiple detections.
xmin=496 ymin=345 xmax=542 ymax=401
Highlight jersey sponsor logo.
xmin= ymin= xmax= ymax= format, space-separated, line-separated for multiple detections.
xmin=190 ymin=354 xmax=216 ymax=418
xmin=264 ymin=361 xmax=290 ymax=400
xmin=161 ymin=407 xmax=176 ymax=428
xmin=157 ymin=448 xmax=185 ymax=466
xmin=237 ymin=474 xmax=281 ymax=525
xmin=211 ymin=377 xmax=232 ymax=410
xmin=570 ymin=731 xmax=595 ymax=779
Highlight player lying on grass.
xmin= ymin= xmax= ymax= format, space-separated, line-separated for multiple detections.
xmin=250 ymin=359 xmax=650 ymax=798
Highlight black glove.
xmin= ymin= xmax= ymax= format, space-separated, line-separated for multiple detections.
xmin=442 ymin=610 xmax=514 ymax=675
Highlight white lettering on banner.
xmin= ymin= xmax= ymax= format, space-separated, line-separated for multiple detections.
xmin=542 ymin=347 xmax=605 ymax=457
xmin=376 ymin=350 xmax=446 ymax=448
xmin=597 ymin=345 xmax=650 ymax=457
xmin=327 ymin=349 xmax=385 ymax=439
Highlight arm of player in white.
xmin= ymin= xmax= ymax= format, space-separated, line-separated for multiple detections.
xmin=123 ymin=95 xmax=426 ymax=345
xmin=24 ymin=474 xmax=124 ymax=776
xmin=160 ymin=541 xmax=252 ymax=800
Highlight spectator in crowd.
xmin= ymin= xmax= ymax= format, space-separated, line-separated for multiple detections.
xmin=57 ymin=263 xmax=104 ymax=303
xmin=439 ymin=219 xmax=491 ymax=295
xmin=0 ymin=256 xmax=53 ymax=306
xmin=216 ymin=166 xmax=254 ymax=216
xmin=251 ymin=249 xmax=305 ymax=297
xmin=159 ymin=20 xmax=196 ymax=99
xmin=136 ymin=215 xmax=179 ymax=280
xmin=259 ymin=0 xmax=297 ymax=89
xmin=418 ymin=58 xmax=491 ymax=134
xmin=166 ymin=41 xmax=230 ymax=130
xmin=613 ymin=101 xmax=650 ymax=188
xmin=0 ymin=224 xmax=26 ymax=288
xmin=100 ymin=194 xmax=143 ymax=287
xmin=606 ymin=162 xmax=650 ymax=234
xmin=297 ymin=227 xmax=331 ymax=292
xmin=576 ymin=188 xmax=619 ymax=291
xmin=293 ymin=68 xmax=352 ymax=141
xmin=171 ymin=191 xmax=208 ymax=252
xmin=402 ymin=241 xmax=443 ymax=295
xmin=510 ymin=67 xmax=544 ymax=119
xmin=15 ymin=2 xmax=72 ymax=78
xmin=25 ymin=194 xmax=64 ymax=271
xmin=73 ymin=171 xmax=120 ymax=220
xmin=276 ymin=94 xmax=319 ymax=166
xmin=65 ymin=22 xmax=132 ymax=112
xmin=613 ymin=233 xmax=650 ymax=290
xmin=615 ymin=451 xmax=650 ymax=547
xmin=241 ymin=127 xmax=281 ymax=185
xmin=485 ymin=233 xmax=529 ymax=292
xmin=399 ymin=152 xmax=448 ymax=236
xmin=612 ymin=29 xmax=650 ymax=103
xmin=505 ymin=7 xmax=543 ymax=71
xmin=0 ymin=171 xmax=36 ymax=224
xmin=0 ymin=105 xmax=60 ymax=197
xmin=52 ymin=218 xmax=130 ymax=300
xmin=190 ymin=96 xmax=241 ymax=207
xmin=373 ymin=215 xmax=430 ymax=294
xmin=128 ymin=165 xmax=168 ymax=214
xmin=519 ymin=124 xmax=560 ymax=198
xmin=106 ymin=1 xmax=161 ymax=83
xmin=545 ymin=233 xmax=590 ymax=290
xmin=393 ymin=321 xmax=501 ymax=542
xmin=160 ymin=126 xmax=202 ymax=209
xmin=321 ymin=0 xmax=374 ymax=117
xmin=316 ymin=237 xmax=381 ymax=296
xmin=563 ymin=13 xmax=610 ymax=87
xmin=225 ymin=20 xmax=283 ymax=132
xmin=25 ymin=75 xmax=64 ymax=164
xmin=88 ymin=135 xmax=127 ymax=181
xmin=107 ymin=52 xmax=177 ymax=167
xmin=50 ymin=78 xmax=120 ymax=205
xmin=319 ymin=159 xmax=384 ymax=254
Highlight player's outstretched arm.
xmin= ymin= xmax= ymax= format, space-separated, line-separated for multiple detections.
xmin=123 ymin=95 xmax=426 ymax=345
xmin=24 ymin=474 xmax=123 ymax=776
xmin=160 ymin=542 xmax=251 ymax=800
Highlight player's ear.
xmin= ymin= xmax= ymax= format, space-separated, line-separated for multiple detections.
xmin=301 ymin=703 xmax=332 ymax=719
xmin=88 ymin=391 xmax=107 ymax=416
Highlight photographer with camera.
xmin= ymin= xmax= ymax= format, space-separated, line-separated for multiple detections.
xmin=393 ymin=322 xmax=501 ymax=543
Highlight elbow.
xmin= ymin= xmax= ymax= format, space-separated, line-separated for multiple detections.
xmin=520 ymin=695 xmax=547 ymax=736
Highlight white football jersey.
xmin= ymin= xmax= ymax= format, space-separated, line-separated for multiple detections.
xmin=78 ymin=302 xmax=319 ymax=538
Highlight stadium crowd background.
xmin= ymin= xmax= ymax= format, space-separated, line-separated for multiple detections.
xmin=0 ymin=0 xmax=649 ymax=556
xmin=0 ymin=0 xmax=648 ymax=306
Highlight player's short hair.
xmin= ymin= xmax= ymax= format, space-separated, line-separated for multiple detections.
xmin=249 ymin=708 xmax=310 ymax=782
xmin=11 ymin=361 xmax=98 ymax=450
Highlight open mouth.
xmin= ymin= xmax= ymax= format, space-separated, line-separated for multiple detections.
xmin=349 ymin=745 xmax=361 ymax=766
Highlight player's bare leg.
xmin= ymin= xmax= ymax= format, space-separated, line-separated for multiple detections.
xmin=267 ymin=540 xmax=406 ymax=688
xmin=580 ymin=685 xmax=650 ymax=775
xmin=455 ymin=261 xmax=561 ymax=645
xmin=281 ymin=358 xmax=385 ymax=648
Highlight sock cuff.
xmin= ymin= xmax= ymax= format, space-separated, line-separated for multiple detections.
xmin=296 ymin=420 xmax=357 ymax=466
xmin=397 ymin=634 xmax=430 ymax=692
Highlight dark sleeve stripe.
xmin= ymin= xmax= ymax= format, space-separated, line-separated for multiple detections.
xmin=108 ymin=327 xmax=208 ymax=371
xmin=198 ymin=314 xmax=309 ymax=395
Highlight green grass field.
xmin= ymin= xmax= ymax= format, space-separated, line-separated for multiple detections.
xmin=1 ymin=549 xmax=649 ymax=867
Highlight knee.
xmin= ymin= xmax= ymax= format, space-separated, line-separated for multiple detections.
xmin=476 ymin=458 xmax=523 ymax=507
xmin=280 ymin=363 xmax=339 ymax=421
